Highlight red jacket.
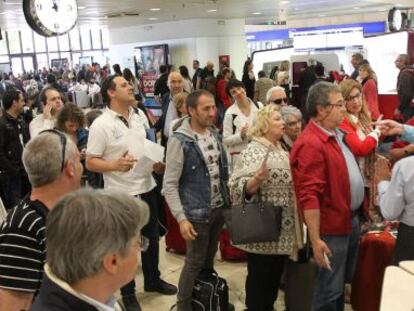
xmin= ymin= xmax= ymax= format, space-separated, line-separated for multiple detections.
xmin=339 ymin=117 xmax=377 ymax=157
xmin=216 ymin=79 xmax=231 ymax=109
xmin=362 ymin=79 xmax=380 ymax=120
xmin=290 ymin=121 xmax=352 ymax=235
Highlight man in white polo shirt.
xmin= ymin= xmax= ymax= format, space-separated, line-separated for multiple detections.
xmin=86 ymin=75 xmax=177 ymax=311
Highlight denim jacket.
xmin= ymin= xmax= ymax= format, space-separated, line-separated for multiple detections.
xmin=163 ymin=117 xmax=230 ymax=223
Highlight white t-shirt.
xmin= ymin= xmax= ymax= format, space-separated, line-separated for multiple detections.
xmin=86 ymin=107 xmax=156 ymax=196
xmin=196 ymin=131 xmax=224 ymax=208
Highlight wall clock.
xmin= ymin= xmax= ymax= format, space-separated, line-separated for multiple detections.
xmin=23 ymin=0 xmax=78 ymax=37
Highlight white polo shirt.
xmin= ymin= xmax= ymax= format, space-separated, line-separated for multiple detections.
xmin=87 ymin=107 xmax=156 ymax=196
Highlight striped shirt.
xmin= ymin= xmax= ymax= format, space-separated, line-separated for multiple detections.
xmin=0 ymin=196 xmax=48 ymax=292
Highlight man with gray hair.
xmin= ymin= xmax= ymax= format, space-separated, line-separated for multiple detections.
xmin=290 ymin=82 xmax=364 ymax=311
xmin=266 ymin=86 xmax=289 ymax=107
xmin=155 ymin=71 xmax=185 ymax=147
xmin=395 ymin=53 xmax=414 ymax=121
xmin=30 ymin=189 xmax=149 ymax=311
xmin=0 ymin=130 xmax=82 ymax=311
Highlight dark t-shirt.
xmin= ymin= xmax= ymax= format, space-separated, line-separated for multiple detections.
xmin=154 ymin=73 xmax=169 ymax=97
xmin=0 ymin=196 xmax=48 ymax=292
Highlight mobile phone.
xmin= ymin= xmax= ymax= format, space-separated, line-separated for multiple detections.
xmin=323 ymin=252 xmax=333 ymax=271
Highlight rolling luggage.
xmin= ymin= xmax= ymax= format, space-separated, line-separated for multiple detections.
xmin=165 ymin=203 xmax=187 ymax=254
xmin=219 ymin=229 xmax=246 ymax=261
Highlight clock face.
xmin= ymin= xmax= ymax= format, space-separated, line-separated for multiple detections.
xmin=23 ymin=0 xmax=78 ymax=37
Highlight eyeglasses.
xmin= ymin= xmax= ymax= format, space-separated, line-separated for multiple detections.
xmin=347 ymin=93 xmax=361 ymax=102
xmin=271 ymin=97 xmax=289 ymax=105
xmin=286 ymin=120 xmax=302 ymax=127
xmin=39 ymin=129 xmax=67 ymax=172
xmin=140 ymin=236 xmax=150 ymax=252
xmin=328 ymin=102 xmax=346 ymax=109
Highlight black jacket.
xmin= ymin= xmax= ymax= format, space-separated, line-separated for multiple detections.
xmin=154 ymin=92 xmax=172 ymax=147
xmin=0 ymin=113 xmax=30 ymax=173
xmin=30 ymin=274 xmax=98 ymax=311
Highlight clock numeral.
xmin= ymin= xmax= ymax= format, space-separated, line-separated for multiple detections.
xmin=54 ymin=23 xmax=60 ymax=30
xmin=36 ymin=3 xmax=43 ymax=10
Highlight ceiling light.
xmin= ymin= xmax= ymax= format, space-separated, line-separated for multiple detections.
xmin=150 ymin=8 xmax=161 ymax=11
xmin=207 ymin=9 xmax=217 ymax=13
xmin=78 ymin=6 xmax=86 ymax=9
xmin=280 ymin=1 xmax=290 ymax=4
xmin=148 ymin=17 xmax=158 ymax=21
xmin=294 ymin=8 xmax=299 ymax=11
xmin=252 ymin=12 xmax=262 ymax=15
xmin=319 ymin=14 xmax=326 ymax=17
xmin=353 ymin=7 xmax=360 ymax=9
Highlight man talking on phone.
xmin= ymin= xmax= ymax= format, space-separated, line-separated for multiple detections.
xmin=86 ymin=75 xmax=176 ymax=311
xmin=29 ymin=87 xmax=63 ymax=138
xmin=290 ymin=82 xmax=364 ymax=311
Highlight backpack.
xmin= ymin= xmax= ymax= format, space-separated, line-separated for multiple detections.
xmin=192 ymin=269 xmax=230 ymax=311
xmin=170 ymin=269 xmax=231 ymax=311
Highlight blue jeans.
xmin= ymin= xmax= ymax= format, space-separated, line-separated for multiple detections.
xmin=312 ymin=216 xmax=360 ymax=311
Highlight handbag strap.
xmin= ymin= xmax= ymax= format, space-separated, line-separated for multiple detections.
xmin=241 ymin=181 xmax=263 ymax=211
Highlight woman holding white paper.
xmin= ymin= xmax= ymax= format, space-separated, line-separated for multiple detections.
xmin=223 ymin=79 xmax=262 ymax=170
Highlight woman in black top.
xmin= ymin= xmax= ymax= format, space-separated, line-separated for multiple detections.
xmin=242 ymin=59 xmax=256 ymax=100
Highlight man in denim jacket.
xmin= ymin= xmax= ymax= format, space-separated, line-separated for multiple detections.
xmin=163 ymin=90 xmax=230 ymax=311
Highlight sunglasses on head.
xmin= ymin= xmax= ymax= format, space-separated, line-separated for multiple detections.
xmin=271 ymin=97 xmax=288 ymax=105
xmin=39 ymin=129 xmax=67 ymax=172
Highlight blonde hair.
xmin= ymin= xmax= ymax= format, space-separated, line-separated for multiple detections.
xmin=249 ymin=105 xmax=280 ymax=138
xmin=280 ymin=60 xmax=290 ymax=72
xmin=359 ymin=64 xmax=377 ymax=82
xmin=172 ymin=92 xmax=188 ymax=117
xmin=339 ymin=79 xmax=372 ymax=130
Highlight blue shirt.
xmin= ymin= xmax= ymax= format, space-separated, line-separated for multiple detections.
xmin=378 ymin=156 xmax=414 ymax=227
xmin=401 ymin=125 xmax=414 ymax=143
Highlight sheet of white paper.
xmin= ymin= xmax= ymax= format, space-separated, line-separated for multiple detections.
xmin=122 ymin=130 xmax=145 ymax=160
xmin=128 ymin=139 xmax=165 ymax=177
xmin=144 ymin=139 xmax=165 ymax=163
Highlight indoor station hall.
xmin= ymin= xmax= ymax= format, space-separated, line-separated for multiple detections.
xmin=0 ymin=0 xmax=414 ymax=310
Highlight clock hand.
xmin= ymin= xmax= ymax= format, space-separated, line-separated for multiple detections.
xmin=52 ymin=0 xmax=58 ymax=12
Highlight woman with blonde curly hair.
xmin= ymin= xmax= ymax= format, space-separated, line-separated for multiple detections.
xmin=229 ymin=104 xmax=303 ymax=311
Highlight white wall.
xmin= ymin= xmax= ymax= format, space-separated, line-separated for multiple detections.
xmin=108 ymin=18 xmax=247 ymax=78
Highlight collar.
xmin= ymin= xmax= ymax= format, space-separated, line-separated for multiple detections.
xmin=4 ymin=112 xmax=20 ymax=122
xmin=106 ymin=107 xmax=134 ymax=121
xmin=252 ymin=136 xmax=281 ymax=151
xmin=234 ymin=98 xmax=257 ymax=113
xmin=44 ymin=265 xmax=117 ymax=311
xmin=308 ymin=119 xmax=337 ymax=142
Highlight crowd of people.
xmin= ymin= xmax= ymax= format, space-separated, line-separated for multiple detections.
xmin=0 ymin=51 xmax=413 ymax=311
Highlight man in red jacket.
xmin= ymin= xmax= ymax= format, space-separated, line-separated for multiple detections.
xmin=290 ymin=82 xmax=365 ymax=311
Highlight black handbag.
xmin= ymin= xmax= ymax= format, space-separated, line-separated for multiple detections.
xmin=225 ymin=183 xmax=283 ymax=245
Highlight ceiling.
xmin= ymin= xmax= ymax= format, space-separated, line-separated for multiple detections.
xmin=0 ymin=0 xmax=413 ymax=30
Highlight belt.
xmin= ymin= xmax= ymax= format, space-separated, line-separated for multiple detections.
xmin=230 ymin=152 xmax=240 ymax=156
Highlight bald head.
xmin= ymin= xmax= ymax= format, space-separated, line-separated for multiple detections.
xmin=167 ymin=71 xmax=184 ymax=95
